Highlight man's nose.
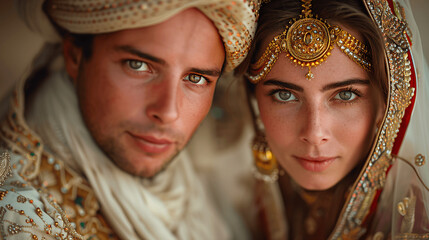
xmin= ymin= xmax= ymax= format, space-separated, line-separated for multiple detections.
xmin=145 ymin=77 xmax=180 ymax=124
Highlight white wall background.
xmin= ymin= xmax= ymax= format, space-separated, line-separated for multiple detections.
xmin=0 ymin=0 xmax=428 ymax=101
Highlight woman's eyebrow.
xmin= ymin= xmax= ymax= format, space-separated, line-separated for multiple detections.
xmin=322 ymin=79 xmax=370 ymax=91
xmin=263 ymin=79 xmax=303 ymax=92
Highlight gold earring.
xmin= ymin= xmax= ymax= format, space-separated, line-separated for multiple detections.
xmin=252 ymin=134 xmax=278 ymax=183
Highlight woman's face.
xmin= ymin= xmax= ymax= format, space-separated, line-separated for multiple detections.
xmin=254 ymin=29 xmax=385 ymax=190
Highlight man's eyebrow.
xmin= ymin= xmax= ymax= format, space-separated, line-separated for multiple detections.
xmin=114 ymin=45 xmax=166 ymax=65
xmin=263 ymin=79 xmax=304 ymax=92
xmin=189 ymin=68 xmax=222 ymax=77
xmin=322 ymin=79 xmax=370 ymax=91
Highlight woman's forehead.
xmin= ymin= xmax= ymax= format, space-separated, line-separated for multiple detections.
xmin=264 ymin=46 xmax=369 ymax=88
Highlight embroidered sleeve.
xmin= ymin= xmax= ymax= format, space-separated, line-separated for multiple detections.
xmin=0 ymin=187 xmax=83 ymax=240
xmin=0 ymin=151 xmax=12 ymax=186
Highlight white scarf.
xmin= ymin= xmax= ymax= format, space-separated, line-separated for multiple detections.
xmin=26 ymin=68 xmax=229 ymax=240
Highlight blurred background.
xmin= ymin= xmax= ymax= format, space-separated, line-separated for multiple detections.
xmin=0 ymin=0 xmax=428 ymax=102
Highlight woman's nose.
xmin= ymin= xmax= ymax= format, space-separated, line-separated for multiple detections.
xmin=299 ymin=104 xmax=330 ymax=145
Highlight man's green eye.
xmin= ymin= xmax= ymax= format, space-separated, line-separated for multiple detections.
xmin=127 ymin=60 xmax=149 ymax=71
xmin=185 ymin=74 xmax=208 ymax=85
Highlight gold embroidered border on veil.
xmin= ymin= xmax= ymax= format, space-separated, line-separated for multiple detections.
xmin=330 ymin=0 xmax=429 ymax=238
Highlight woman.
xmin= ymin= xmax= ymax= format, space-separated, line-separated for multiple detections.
xmin=237 ymin=0 xmax=429 ymax=239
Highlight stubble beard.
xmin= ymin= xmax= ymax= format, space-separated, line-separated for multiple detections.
xmin=96 ymin=134 xmax=185 ymax=179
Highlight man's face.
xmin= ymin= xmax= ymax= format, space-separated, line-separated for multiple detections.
xmin=65 ymin=8 xmax=225 ymax=177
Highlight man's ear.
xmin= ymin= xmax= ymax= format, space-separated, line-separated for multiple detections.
xmin=63 ymin=37 xmax=83 ymax=82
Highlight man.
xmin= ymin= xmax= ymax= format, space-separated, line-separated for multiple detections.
xmin=0 ymin=0 xmax=259 ymax=239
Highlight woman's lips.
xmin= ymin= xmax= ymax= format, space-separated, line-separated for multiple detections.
xmin=128 ymin=132 xmax=173 ymax=154
xmin=294 ymin=156 xmax=337 ymax=172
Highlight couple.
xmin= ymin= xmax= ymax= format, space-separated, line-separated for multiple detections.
xmin=0 ymin=0 xmax=428 ymax=239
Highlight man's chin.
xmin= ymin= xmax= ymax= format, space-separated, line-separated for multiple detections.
xmin=114 ymin=150 xmax=182 ymax=179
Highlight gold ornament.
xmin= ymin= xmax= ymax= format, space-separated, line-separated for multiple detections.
xmin=247 ymin=0 xmax=371 ymax=83
xmin=252 ymin=134 xmax=278 ymax=183
xmin=414 ymin=154 xmax=425 ymax=166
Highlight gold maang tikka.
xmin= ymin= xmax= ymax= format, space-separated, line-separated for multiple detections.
xmin=247 ymin=0 xmax=371 ymax=83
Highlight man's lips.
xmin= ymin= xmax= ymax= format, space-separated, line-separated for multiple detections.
xmin=128 ymin=132 xmax=174 ymax=154
xmin=132 ymin=133 xmax=173 ymax=144
xmin=294 ymin=155 xmax=337 ymax=172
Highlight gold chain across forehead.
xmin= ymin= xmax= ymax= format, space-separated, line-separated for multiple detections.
xmin=247 ymin=0 xmax=371 ymax=83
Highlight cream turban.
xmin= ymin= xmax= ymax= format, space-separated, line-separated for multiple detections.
xmin=16 ymin=0 xmax=260 ymax=71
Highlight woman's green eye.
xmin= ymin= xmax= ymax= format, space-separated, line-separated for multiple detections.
xmin=335 ymin=91 xmax=356 ymax=101
xmin=279 ymin=91 xmax=291 ymax=100
xmin=273 ymin=90 xmax=296 ymax=102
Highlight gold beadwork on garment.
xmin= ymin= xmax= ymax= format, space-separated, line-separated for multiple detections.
xmin=367 ymin=154 xmax=392 ymax=189
xmin=7 ymin=223 xmax=22 ymax=234
xmin=0 ymin=151 xmax=12 ymax=186
xmin=1 ymin=188 xmax=83 ymax=239
xmin=414 ymin=154 xmax=425 ymax=166
xmin=392 ymin=1 xmax=413 ymax=44
xmin=0 ymin=91 xmax=119 ymax=239
xmin=0 ymin=191 xmax=8 ymax=200
xmin=354 ymin=188 xmax=377 ymax=225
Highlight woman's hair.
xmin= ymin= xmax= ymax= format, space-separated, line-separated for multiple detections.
xmin=237 ymin=0 xmax=388 ymax=100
